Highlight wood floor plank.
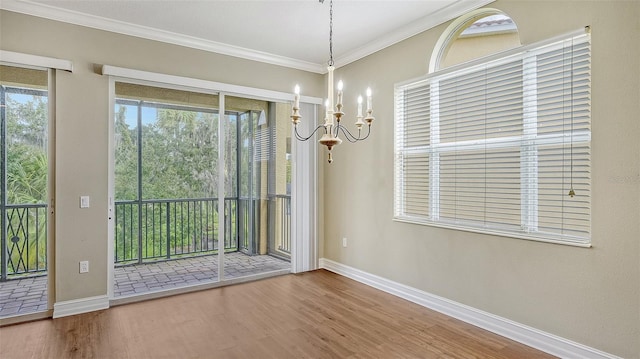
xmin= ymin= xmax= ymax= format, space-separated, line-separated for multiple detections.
xmin=0 ymin=270 xmax=556 ymax=359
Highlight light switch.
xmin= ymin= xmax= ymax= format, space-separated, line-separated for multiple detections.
xmin=80 ymin=196 xmax=90 ymax=208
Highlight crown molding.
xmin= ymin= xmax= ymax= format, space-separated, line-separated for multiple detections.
xmin=2 ymin=0 xmax=494 ymax=74
xmin=0 ymin=0 xmax=326 ymax=73
xmin=334 ymin=0 xmax=495 ymax=67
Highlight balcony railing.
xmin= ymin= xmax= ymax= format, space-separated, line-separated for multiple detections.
xmin=114 ymin=195 xmax=291 ymax=265
xmin=273 ymin=195 xmax=291 ymax=254
xmin=1 ymin=204 xmax=48 ymax=281
xmin=1 ymin=195 xmax=291 ymax=280
xmin=114 ymin=197 xmax=238 ymax=264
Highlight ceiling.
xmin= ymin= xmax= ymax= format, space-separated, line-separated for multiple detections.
xmin=1 ymin=0 xmax=493 ymax=73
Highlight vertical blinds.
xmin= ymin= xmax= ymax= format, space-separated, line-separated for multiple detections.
xmin=394 ymin=30 xmax=591 ymax=245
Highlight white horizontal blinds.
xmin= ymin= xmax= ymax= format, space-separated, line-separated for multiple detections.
xmin=394 ymin=82 xmax=431 ymax=218
xmin=437 ymin=56 xmax=524 ymax=230
xmin=394 ymin=29 xmax=591 ymax=244
xmin=534 ymin=34 xmax=591 ymax=241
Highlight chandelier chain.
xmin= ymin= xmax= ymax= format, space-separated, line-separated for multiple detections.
xmin=328 ymin=0 xmax=334 ymax=66
xmin=319 ymin=0 xmax=334 ymax=66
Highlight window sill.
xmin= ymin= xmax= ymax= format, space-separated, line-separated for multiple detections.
xmin=393 ymin=216 xmax=592 ymax=248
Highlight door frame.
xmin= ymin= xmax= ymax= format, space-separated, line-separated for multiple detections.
xmin=104 ymin=65 xmax=321 ymax=300
xmin=0 ymin=50 xmax=72 ymax=324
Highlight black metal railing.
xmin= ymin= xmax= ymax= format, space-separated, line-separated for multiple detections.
xmin=236 ymin=196 xmax=291 ymax=257
xmin=114 ymin=197 xmax=238 ymax=264
xmin=267 ymin=195 xmax=291 ymax=260
xmin=275 ymin=195 xmax=291 ymax=254
xmin=1 ymin=196 xmax=291 ymax=279
xmin=237 ymin=197 xmax=260 ymax=254
xmin=1 ymin=204 xmax=48 ymax=281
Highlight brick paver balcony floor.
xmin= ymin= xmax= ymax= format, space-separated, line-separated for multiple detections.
xmin=0 ymin=252 xmax=289 ymax=318
xmin=114 ymin=252 xmax=290 ymax=297
xmin=0 ymin=275 xmax=48 ymax=318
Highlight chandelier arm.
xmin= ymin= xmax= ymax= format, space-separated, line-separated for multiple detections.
xmin=339 ymin=124 xmax=373 ymax=142
xmin=294 ymin=124 xmax=326 ymax=141
xmin=336 ymin=125 xmax=362 ymax=143
xmin=333 ymin=121 xmax=353 ymax=141
xmin=358 ymin=124 xmax=373 ymax=141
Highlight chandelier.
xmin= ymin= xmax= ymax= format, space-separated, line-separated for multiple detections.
xmin=291 ymin=0 xmax=374 ymax=163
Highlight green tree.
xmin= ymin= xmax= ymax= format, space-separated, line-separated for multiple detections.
xmin=6 ymin=144 xmax=47 ymax=204
xmin=113 ymin=102 xmax=239 ymax=262
xmin=114 ymin=105 xmax=138 ymax=201
xmin=140 ymin=108 xmax=219 ymax=199
xmin=3 ymin=91 xmax=49 ymax=274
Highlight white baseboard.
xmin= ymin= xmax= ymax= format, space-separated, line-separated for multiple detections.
xmin=53 ymin=295 xmax=109 ymax=318
xmin=319 ymin=258 xmax=620 ymax=359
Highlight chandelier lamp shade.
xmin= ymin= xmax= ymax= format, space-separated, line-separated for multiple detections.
xmin=291 ymin=0 xmax=374 ymax=163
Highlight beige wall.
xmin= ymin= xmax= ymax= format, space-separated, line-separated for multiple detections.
xmin=325 ymin=1 xmax=639 ymax=358
xmin=443 ymin=32 xmax=520 ymax=68
xmin=1 ymin=1 xmax=639 ymax=357
xmin=0 ymin=10 xmax=322 ymax=302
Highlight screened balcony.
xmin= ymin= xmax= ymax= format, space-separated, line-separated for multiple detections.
xmin=110 ymin=86 xmax=294 ymax=298
xmin=1 ymin=83 xmax=294 ymax=318
xmin=0 ymin=195 xmax=292 ymax=316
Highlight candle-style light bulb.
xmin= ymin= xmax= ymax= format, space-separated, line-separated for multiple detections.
xmin=293 ymin=84 xmax=300 ymax=108
xmin=337 ymin=80 xmax=344 ymax=108
xmin=357 ymin=95 xmax=363 ymax=117
xmin=366 ymin=87 xmax=372 ymax=112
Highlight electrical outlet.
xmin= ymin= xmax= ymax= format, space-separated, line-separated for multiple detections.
xmin=342 ymin=237 xmax=347 ymax=247
xmin=79 ymin=260 xmax=89 ymax=274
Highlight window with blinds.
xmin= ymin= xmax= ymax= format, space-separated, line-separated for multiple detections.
xmin=394 ymin=30 xmax=591 ymax=245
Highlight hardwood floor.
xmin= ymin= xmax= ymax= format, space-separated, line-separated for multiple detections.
xmin=0 ymin=270 xmax=555 ymax=358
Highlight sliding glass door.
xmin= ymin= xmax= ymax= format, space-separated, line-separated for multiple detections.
xmin=0 ymin=65 xmax=50 ymax=318
xmin=111 ymin=84 xmax=292 ymax=298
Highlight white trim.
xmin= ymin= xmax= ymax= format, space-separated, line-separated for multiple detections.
xmin=1 ymin=0 xmax=493 ymax=72
xmin=217 ymin=93 xmax=226 ymax=281
xmin=0 ymin=0 xmax=323 ymax=74
xmin=46 ymin=69 xmax=57 ymax=313
xmin=336 ymin=0 xmax=495 ymax=68
xmin=291 ymin=102 xmax=319 ymax=273
xmin=319 ymin=258 xmax=621 ymax=359
xmin=52 ymin=295 xmax=109 ymax=318
xmin=107 ymin=77 xmax=115 ymax=299
xmin=429 ymin=7 xmax=509 ymax=73
xmin=101 ymin=65 xmax=322 ymax=105
xmin=0 ymin=50 xmax=73 ymax=72
xmin=392 ymin=216 xmax=592 ymax=248
xmin=428 ymin=26 xmax=589 ymax=78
